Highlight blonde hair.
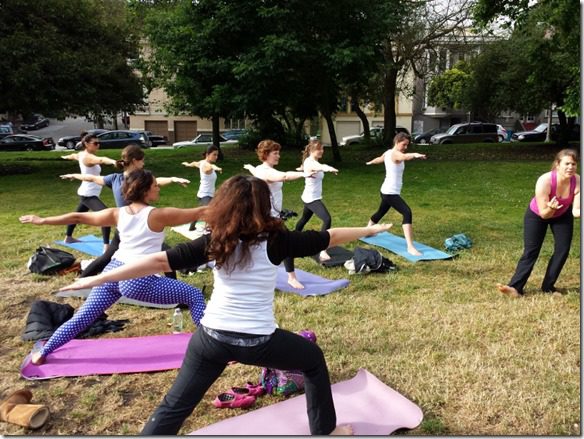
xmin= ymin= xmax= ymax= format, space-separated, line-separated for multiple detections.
xmin=301 ymin=139 xmax=323 ymax=163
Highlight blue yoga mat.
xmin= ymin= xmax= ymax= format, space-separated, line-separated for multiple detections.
xmin=275 ymin=267 xmax=349 ymax=296
xmin=55 ymin=234 xmax=104 ymax=257
xmin=360 ymin=232 xmax=453 ymax=263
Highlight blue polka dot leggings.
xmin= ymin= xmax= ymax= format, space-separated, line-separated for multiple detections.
xmin=40 ymin=259 xmax=206 ymax=357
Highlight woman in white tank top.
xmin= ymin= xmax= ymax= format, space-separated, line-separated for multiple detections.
xmin=294 ymin=139 xmax=339 ymax=261
xmin=243 ymin=139 xmax=308 ymax=289
xmin=60 ymin=134 xmax=118 ymax=249
xmin=182 ymin=145 xmax=222 ymax=206
xmin=365 ymin=132 xmax=426 ymax=255
xmin=20 ymin=169 xmax=207 ymax=366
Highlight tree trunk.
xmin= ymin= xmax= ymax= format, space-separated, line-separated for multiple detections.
xmin=212 ymin=115 xmax=224 ymax=160
xmin=113 ymin=113 xmax=119 ymax=130
xmin=556 ymin=109 xmax=570 ymax=146
xmin=351 ymin=97 xmax=370 ymax=138
xmin=323 ymin=111 xmax=341 ymax=162
xmin=382 ymin=68 xmax=398 ymax=145
xmin=545 ymin=102 xmax=553 ymax=143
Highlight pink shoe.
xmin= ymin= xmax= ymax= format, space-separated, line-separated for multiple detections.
xmin=230 ymin=382 xmax=265 ymax=397
xmin=212 ymin=392 xmax=256 ymax=409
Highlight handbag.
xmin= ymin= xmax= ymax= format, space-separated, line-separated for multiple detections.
xmin=27 ymin=246 xmax=76 ymax=275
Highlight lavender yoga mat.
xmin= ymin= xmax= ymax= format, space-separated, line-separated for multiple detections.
xmin=20 ymin=333 xmax=191 ymax=380
xmin=190 ymin=368 xmax=423 ymax=435
xmin=275 ymin=267 xmax=349 ymax=296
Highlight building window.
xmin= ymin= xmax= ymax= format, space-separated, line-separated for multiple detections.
xmin=224 ymin=118 xmax=246 ymax=129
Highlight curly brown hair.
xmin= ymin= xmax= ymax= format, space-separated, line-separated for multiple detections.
xmin=256 ymin=139 xmax=281 ymax=162
xmin=122 ymin=169 xmax=155 ymax=204
xmin=206 ymin=175 xmax=284 ymax=272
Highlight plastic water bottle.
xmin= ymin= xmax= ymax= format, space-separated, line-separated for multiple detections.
xmin=172 ymin=307 xmax=183 ymax=333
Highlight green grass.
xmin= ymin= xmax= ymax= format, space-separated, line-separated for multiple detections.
xmin=0 ymin=142 xmax=580 ymax=435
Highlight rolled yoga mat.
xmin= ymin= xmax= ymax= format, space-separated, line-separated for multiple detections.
xmin=360 ymin=231 xmax=453 ymax=262
xmin=21 ymin=333 xmax=191 ymax=380
xmin=275 ymin=267 xmax=349 ymax=296
xmin=54 ymin=288 xmax=178 ymax=309
xmin=190 ymin=368 xmax=423 ymax=435
xmin=54 ymin=234 xmax=104 ymax=257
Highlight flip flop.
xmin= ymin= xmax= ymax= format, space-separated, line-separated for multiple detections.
xmin=212 ymin=392 xmax=256 ymax=409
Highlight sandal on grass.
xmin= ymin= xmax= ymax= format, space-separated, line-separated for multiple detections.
xmin=212 ymin=392 xmax=256 ymax=409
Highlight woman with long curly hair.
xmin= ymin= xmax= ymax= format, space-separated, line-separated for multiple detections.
xmin=60 ymin=175 xmax=392 ymax=435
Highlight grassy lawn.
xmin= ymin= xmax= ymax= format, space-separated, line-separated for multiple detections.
xmin=0 ymin=142 xmax=580 ymax=435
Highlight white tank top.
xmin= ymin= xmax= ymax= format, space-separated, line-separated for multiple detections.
xmin=380 ymin=149 xmax=404 ymax=195
xmin=200 ymin=240 xmax=279 ymax=335
xmin=197 ymin=161 xmax=217 ymax=198
xmin=254 ymin=163 xmax=283 ymax=217
xmin=113 ymin=205 xmax=165 ymax=263
xmin=301 ymin=157 xmax=324 ymax=203
xmin=77 ymin=151 xmax=103 ymax=197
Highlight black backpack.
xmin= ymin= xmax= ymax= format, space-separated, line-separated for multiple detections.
xmin=344 ymin=247 xmax=397 ymax=274
xmin=27 ymin=246 xmax=76 ymax=275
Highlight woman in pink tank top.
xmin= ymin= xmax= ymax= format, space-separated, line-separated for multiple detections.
xmin=497 ymin=149 xmax=580 ymax=297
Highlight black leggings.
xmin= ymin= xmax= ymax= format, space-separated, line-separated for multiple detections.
xmin=508 ymin=208 xmax=574 ymax=294
xmin=141 ymin=327 xmax=336 ymax=435
xmin=66 ymin=196 xmax=111 ymax=244
xmin=295 ymin=200 xmax=332 ymax=233
xmin=370 ymin=193 xmax=412 ymax=225
xmin=80 ymin=231 xmax=176 ymax=279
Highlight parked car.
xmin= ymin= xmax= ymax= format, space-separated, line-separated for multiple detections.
xmin=496 ymin=124 xmax=508 ymax=142
xmin=20 ymin=114 xmax=50 ymax=130
xmin=144 ymin=131 xmax=168 ymax=147
xmin=74 ymin=130 xmax=151 ymax=150
xmin=430 ymin=122 xmax=498 ymax=144
xmin=222 ymin=129 xmax=247 ymax=140
xmin=173 ymin=133 xmax=238 ymax=149
xmin=57 ymin=129 xmax=108 ymax=149
xmin=511 ymin=123 xmax=580 ymax=142
xmin=0 ymin=124 xmax=15 ymax=139
xmin=413 ymin=127 xmax=446 ymax=144
xmin=339 ymin=126 xmax=410 ymax=146
xmin=0 ymin=134 xmax=55 ymax=151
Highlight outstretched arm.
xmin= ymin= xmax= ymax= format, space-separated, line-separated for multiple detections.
xmin=20 ymin=208 xmax=118 ymax=228
xmin=60 ymin=251 xmax=171 ymax=290
xmin=391 ymin=149 xmax=426 ymax=162
xmin=156 ymin=177 xmax=191 ymax=188
xmin=244 ymin=164 xmax=305 ymax=183
xmin=366 ymin=153 xmax=385 ymax=165
xmin=304 ymin=160 xmax=339 ymax=174
xmin=327 ymin=223 xmax=392 ymax=247
xmin=61 ymin=153 xmax=79 ymax=161
xmin=60 ymin=173 xmax=106 ymax=186
xmin=148 ymin=206 xmax=207 ymax=231
xmin=82 ymin=153 xmax=117 ymax=167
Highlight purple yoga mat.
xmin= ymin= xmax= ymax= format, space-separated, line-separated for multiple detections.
xmin=190 ymin=368 xmax=423 ymax=435
xmin=20 ymin=333 xmax=191 ymax=380
xmin=275 ymin=267 xmax=349 ymax=296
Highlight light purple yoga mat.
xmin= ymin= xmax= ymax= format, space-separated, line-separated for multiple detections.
xmin=190 ymin=368 xmax=423 ymax=435
xmin=275 ymin=267 xmax=349 ymax=296
xmin=20 ymin=333 xmax=191 ymax=380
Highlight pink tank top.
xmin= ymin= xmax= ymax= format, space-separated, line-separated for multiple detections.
xmin=529 ymin=170 xmax=576 ymax=218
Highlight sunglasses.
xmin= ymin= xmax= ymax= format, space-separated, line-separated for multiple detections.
xmin=89 ymin=141 xmax=101 ymax=146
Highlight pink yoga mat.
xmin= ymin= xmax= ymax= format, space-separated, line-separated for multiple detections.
xmin=190 ymin=368 xmax=423 ymax=435
xmin=20 ymin=333 xmax=191 ymax=380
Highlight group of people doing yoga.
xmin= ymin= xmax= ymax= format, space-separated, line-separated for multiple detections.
xmin=19 ymin=131 xmax=579 ymax=435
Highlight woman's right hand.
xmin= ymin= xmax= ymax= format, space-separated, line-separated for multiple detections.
xmin=547 ymin=196 xmax=563 ymax=211
xmin=60 ymin=174 xmax=75 ymax=180
xmin=19 ymin=215 xmax=42 ymax=225
xmin=60 ymin=275 xmax=102 ymax=291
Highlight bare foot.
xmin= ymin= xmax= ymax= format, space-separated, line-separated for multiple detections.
xmin=288 ymin=276 xmax=305 ymax=290
xmin=319 ymin=250 xmax=331 ymax=262
xmin=330 ymin=424 xmax=353 ymax=435
xmin=407 ymin=246 xmax=422 ymax=256
xmin=496 ymin=283 xmax=521 ymax=298
xmin=31 ymin=352 xmax=46 ymax=365
xmin=103 ymin=243 xmax=109 ymax=253
xmin=64 ymin=236 xmax=81 ymax=243
xmin=367 ymin=220 xmax=375 ymax=227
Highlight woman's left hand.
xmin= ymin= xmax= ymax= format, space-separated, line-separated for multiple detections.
xmin=547 ymin=196 xmax=563 ymax=211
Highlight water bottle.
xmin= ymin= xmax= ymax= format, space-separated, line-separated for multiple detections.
xmin=172 ymin=307 xmax=183 ymax=333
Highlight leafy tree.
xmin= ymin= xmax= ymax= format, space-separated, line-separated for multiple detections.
xmin=0 ymin=0 xmax=144 ymax=124
xmin=427 ymin=62 xmax=471 ymax=112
